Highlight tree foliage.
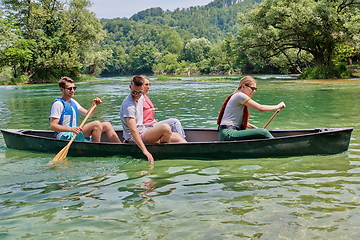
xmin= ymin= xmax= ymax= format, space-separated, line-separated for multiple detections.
xmin=237 ymin=0 xmax=360 ymax=77
xmin=128 ymin=0 xmax=263 ymax=44
xmin=0 ymin=0 xmax=106 ymax=82
xmin=100 ymin=0 xmax=266 ymax=76
xmin=0 ymin=9 xmax=18 ymax=51
xmin=128 ymin=45 xmax=158 ymax=74
xmin=183 ymin=38 xmax=212 ymax=63
xmin=2 ymin=0 xmax=360 ymax=81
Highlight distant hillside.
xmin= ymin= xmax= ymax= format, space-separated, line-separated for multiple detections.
xmin=98 ymin=0 xmax=267 ymax=76
xmin=101 ymin=0 xmax=263 ymax=46
xmin=129 ymin=0 xmax=263 ymax=43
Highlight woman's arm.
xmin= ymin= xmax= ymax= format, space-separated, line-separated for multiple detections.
xmin=245 ymin=99 xmax=286 ymax=112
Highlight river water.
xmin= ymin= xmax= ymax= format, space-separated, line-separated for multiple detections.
xmin=0 ymin=75 xmax=360 ymax=239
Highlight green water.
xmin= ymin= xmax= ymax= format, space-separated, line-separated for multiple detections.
xmin=0 ymin=76 xmax=360 ymax=239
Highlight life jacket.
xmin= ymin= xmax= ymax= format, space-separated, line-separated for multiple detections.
xmin=217 ymin=94 xmax=249 ymax=130
xmin=53 ymin=97 xmax=79 ymax=127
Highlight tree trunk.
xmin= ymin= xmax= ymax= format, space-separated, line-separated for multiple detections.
xmin=313 ymin=52 xmax=324 ymax=67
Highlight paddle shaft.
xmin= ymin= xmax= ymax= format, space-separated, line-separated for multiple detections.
xmin=65 ymin=103 xmax=98 ymax=145
xmin=51 ymin=103 xmax=98 ymax=162
xmin=263 ymin=109 xmax=280 ymax=129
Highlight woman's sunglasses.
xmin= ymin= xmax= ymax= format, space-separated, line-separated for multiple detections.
xmin=245 ymin=85 xmax=257 ymax=91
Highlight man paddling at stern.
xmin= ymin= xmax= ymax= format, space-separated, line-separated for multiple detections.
xmin=49 ymin=76 xmax=121 ymax=143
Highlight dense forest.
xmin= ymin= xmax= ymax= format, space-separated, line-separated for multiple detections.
xmin=99 ymin=0 xmax=266 ymax=77
xmin=1 ymin=0 xmax=360 ymax=84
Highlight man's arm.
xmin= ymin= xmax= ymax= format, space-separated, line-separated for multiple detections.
xmin=126 ymin=117 xmax=154 ymax=164
xmin=78 ymin=97 xmax=102 ymax=118
xmin=49 ymin=117 xmax=83 ymax=134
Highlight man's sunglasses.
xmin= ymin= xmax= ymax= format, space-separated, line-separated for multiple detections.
xmin=131 ymin=91 xmax=143 ymax=95
xmin=63 ymin=87 xmax=77 ymax=91
xmin=245 ymin=84 xmax=257 ymax=91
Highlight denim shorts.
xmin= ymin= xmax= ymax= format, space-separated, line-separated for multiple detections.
xmin=125 ymin=130 xmax=146 ymax=143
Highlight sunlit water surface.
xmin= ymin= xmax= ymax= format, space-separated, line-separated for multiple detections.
xmin=0 ymin=75 xmax=360 ymax=239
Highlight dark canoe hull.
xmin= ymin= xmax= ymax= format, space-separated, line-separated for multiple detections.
xmin=0 ymin=128 xmax=353 ymax=160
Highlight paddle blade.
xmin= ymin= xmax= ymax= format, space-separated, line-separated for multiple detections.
xmin=50 ymin=102 xmax=97 ymax=163
xmin=51 ymin=145 xmax=70 ymax=162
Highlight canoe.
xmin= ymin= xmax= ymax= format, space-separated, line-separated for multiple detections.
xmin=1 ymin=128 xmax=353 ymax=160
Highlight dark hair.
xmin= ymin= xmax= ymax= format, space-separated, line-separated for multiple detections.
xmin=58 ymin=76 xmax=74 ymax=88
xmin=131 ymin=75 xmax=146 ymax=86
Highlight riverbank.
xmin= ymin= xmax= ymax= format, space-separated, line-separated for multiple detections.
xmin=0 ymin=74 xmax=98 ymax=85
xmin=1 ymin=64 xmax=360 ymax=85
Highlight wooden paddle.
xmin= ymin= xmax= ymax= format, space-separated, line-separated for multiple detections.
xmin=51 ymin=103 xmax=98 ymax=162
xmin=263 ymin=109 xmax=281 ymax=129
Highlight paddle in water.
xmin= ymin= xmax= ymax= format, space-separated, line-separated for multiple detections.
xmin=263 ymin=109 xmax=281 ymax=129
xmin=51 ymin=103 xmax=98 ymax=162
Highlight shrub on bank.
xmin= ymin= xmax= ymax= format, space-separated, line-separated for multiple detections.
xmin=300 ymin=63 xmax=352 ymax=79
xmin=0 ymin=67 xmax=14 ymax=84
xmin=10 ymin=75 xmax=29 ymax=84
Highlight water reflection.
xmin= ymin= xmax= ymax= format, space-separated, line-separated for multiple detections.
xmin=1 ymin=155 xmax=360 ymax=238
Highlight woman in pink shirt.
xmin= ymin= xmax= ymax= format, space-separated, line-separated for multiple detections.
xmin=143 ymin=76 xmax=187 ymax=142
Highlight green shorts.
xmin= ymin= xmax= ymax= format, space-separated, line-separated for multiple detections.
xmin=59 ymin=132 xmax=92 ymax=142
xmin=219 ymin=128 xmax=274 ymax=141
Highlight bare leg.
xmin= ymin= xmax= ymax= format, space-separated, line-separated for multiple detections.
xmin=83 ymin=121 xmax=103 ymax=142
xmin=143 ymin=123 xmax=172 ymax=143
xmin=170 ymin=132 xmax=187 ymax=143
xmin=101 ymin=122 xmax=121 ymax=143
xmin=154 ymin=118 xmax=186 ymax=138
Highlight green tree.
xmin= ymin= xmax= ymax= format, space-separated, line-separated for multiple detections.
xmin=0 ymin=39 xmax=34 ymax=77
xmin=0 ymin=9 xmax=17 ymax=51
xmin=129 ymin=0 xmax=263 ymax=44
xmin=128 ymin=45 xmax=158 ymax=74
xmin=153 ymin=52 xmax=181 ymax=74
xmin=156 ymin=30 xmax=184 ymax=55
xmin=83 ymin=48 xmax=112 ymax=76
xmin=99 ymin=0 xmax=266 ymax=75
xmin=183 ymin=38 xmax=212 ymax=63
xmin=237 ymin=0 xmax=360 ymax=77
xmin=0 ymin=9 xmax=18 ymax=81
xmin=207 ymin=33 xmax=246 ymax=74
xmin=0 ymin=0 xmax=106 ymax=81
xmin=102 ymin=45 xmax=130 ymax=76
xmin=67 ymin=0 xmax=107 ymax=76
